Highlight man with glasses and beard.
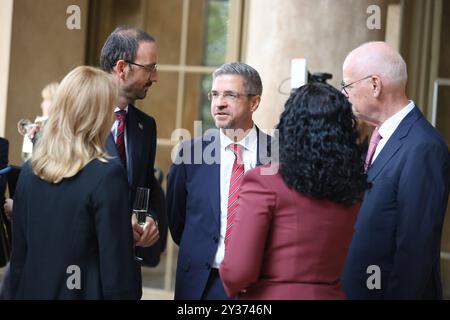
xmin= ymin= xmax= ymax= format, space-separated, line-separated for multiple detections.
xmin=100 ymin=26 xmax=168 ymax=278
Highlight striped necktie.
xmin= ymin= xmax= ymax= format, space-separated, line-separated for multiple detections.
xmin=115 ymin=109 xmax=127 ymax=167
xmin=225 ymin=143 xmax=245 ymax=250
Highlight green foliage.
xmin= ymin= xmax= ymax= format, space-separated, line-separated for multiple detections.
xmin=204 ymin=0 xmax=228 ymax=66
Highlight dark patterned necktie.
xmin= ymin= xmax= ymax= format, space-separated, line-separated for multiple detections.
xmin=115 ymin=109 xmax=127 ymax=167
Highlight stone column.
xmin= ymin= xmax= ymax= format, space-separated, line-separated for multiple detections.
xmin=4 ymin=0 xmax=88 ymax=164
xmin=0 ymin=0 xmax=13 ymax=136
xmin=244 ymin=0 xmax=388 ymax=130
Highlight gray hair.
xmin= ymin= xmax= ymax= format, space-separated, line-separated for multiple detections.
xmin=213 ymin=62 xmax=263 ymax=96
xmin=100 ymin=25 xmax=155 ymax=73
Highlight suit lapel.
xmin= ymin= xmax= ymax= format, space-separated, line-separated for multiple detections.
xmin=367 ymin=139 xmax=402 ymax=181
xmin=126 ymin=105 xmax=144 ymax=187
xmin=202 ymin=131 xmax=221 ymax=228
xmin=368 ymin=107 xmax=421 ymax=181
xmin=255 ymin=126 xmax=271 ymax=166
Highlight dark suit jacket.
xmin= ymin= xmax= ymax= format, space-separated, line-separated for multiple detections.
xmin=10 ymin=160 xmax=141 ymax=299
xmin=342 ymin=106 xmax=450 ymax=299
xmin=0 ymin=138 xmax=7 ymax=169
xmin=0 ymin=137 xmax=8 ymax=200
xmin=106 ymin=104 xmax=168 ymax=267
xmin=219 ymin=166 xmax=360 ymax=300
xmin=166 ymin=127 xmax=273 ymax=300
xmin=0 ymin=137 xmax=10 ymax=268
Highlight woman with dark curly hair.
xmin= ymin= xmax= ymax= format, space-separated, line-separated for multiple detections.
xmin=220 ymin=83 xmax=370 ymax=300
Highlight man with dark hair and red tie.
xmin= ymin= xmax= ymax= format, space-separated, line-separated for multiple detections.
xmin=100 ymin=26 xmax=168 ymax=273
xmin=166 ymin=62 xmax=273 ymax=300
xmin=341 ymin=42 xmax=450 ymax=299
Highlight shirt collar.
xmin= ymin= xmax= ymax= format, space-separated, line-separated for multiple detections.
xmin=378 ymin=101 xmax=415 ymax=140
xmin=220 ymin=124 xmax=257 ymax=152
xmin=114 ymin=105 xmax=129 ymax=114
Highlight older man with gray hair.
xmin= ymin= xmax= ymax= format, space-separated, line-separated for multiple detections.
xmin=341 ymin=41 xmax=450 ymax=299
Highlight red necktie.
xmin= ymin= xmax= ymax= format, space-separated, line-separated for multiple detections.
xmin=115 ymin=110 xmax=127 ymax=167
xmin=225 ymin=144 xmax=244 ymax=250
xmin=364 ymin=128 xmax=382 ymax=172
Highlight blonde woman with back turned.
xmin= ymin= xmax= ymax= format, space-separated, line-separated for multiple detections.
xmin=10 ymin=66 xmax=141 ymax=299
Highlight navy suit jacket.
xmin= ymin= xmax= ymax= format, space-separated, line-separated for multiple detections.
xmin=0 ymin=138 xmax=8 ymax=201
xmin=1 ymin=137 xmax=10 ymax=268
xmin=0 ymin=137 xmax=7 ymax=170
xmin=166 ymin=127 xmax=273 ymax=300
xmin=106 ymin=104 xmax=168 ymax=267
xmin=342 ymin=106 xmax=450 ymax=299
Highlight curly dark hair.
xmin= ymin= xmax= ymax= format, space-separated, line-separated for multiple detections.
xmin=278 ymin=83 xmax=370 ymax=205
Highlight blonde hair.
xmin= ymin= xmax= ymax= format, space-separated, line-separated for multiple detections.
xmin=41 ymin=82 xmax=59 ymax=102
xmin=32 ymin=66 xmax=118 ymax=183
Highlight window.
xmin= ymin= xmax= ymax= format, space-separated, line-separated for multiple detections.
xmin=87 ymin=0 xmax=245 ymax=294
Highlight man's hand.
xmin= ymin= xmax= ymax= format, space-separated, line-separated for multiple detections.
xmin=131 ymin=213 xmax=159 ymax=247
xmin=131 ymin=213 xmax=143 ymax=243
xmin=4 ymin=198 xmax=13 ymax=220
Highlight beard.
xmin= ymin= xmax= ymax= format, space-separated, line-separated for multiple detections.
xmin=122 ymin=81 xmax=151 ymax=103
xmin=135 ymin=89 xmax=148 ymax=100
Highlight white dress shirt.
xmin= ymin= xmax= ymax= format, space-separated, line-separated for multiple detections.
xmin=213 ymin=125 xmax=258 ymax=268
xmin=372 ymin=101 xmax=415 ymax=163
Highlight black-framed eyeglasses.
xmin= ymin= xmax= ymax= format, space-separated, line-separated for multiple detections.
xmin=207 ymin=91 xmax=257 ymax=102
xmin=341 ymin=75 xmax=373 ymax=95
xmin=125 ymin=60 xmax=157 ymax=73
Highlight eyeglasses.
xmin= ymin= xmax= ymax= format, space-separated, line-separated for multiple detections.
xmin=207 ymin=91 xmax=256 ymax=102
xmin=125 ymin=60 xmax=157 ymax=73
xmin=341 ymin=75 xmax=373 ymax=95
